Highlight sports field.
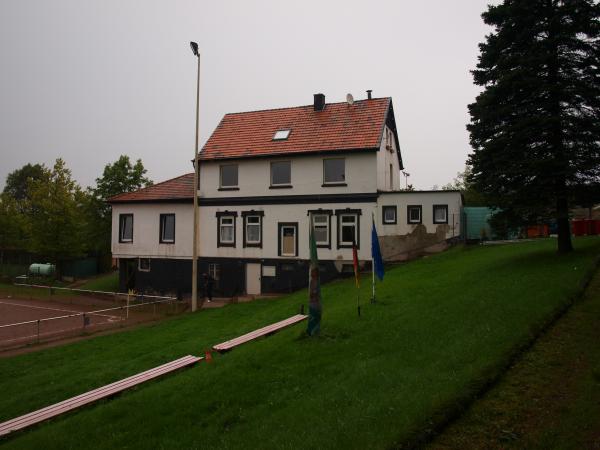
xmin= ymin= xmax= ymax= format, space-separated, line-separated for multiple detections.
xmin=0 ymin=296 xmax=123 ymax=348
xmin=0 ymin=289 xmax=179 ymax=351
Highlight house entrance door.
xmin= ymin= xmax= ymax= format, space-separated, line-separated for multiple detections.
xmin=246 ymin=263 xmax=261 ymax=295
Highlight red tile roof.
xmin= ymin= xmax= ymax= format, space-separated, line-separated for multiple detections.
xmin=108 ymin=173 xmax=194 ymax=203
xmin=199 ymin=98 xmax=391 ymax=161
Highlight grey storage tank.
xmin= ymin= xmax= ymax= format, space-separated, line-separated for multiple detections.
xmin=28 ymin=263 xmax=56 ymax=277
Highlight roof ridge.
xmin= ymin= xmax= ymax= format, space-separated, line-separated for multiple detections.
xmin=223 ymin=97 xmax=391 ymax=117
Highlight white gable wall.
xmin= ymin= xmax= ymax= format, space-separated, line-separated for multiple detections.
xmin=111 ymin=203 xmax=193 ymax=259
xmin=198 ymin=152 xmax=378 ymax=198
xmin=376 ymin=125 xmax=402 ymax=192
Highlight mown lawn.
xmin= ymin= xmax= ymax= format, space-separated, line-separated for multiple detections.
xmin=428 ymin=260 xmax=600 ymax=450
xmin=0 ymin=238 xmax=599 ymax=449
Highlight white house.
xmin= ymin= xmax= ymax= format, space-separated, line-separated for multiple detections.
xmin=109 ymin=93 xmax=462 ymax=296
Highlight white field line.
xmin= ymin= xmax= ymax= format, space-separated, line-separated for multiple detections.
xmin=0 ymin=301 xmax=121 ymax=321
xmin=0 ymin=319 xmax=125 ymax=345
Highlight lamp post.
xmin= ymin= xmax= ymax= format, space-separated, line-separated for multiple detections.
xmin=190 ymin=41 xmax=200 ymax=312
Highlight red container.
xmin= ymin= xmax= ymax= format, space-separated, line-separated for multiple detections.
xmin=585 ymin=219 xmax=594 ymax=235
xmin=527 ymin=225 xmax=549 ymax=238
xmin=572 ymin=220 xmax=585 ymax=236
xmin=593 ymin=220 xmax=600 ymax=235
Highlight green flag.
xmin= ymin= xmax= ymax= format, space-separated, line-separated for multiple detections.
xmin=307 ymin=219 xmax=321 ymax=336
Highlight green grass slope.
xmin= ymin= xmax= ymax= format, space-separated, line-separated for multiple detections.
xmin=1 ymin=238 xmax=599 ymax=449
xmin=76 ymin=271 xmax=119 ymax=292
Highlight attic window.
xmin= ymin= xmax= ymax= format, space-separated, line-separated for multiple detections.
xmin=273 ymin=129 xmax=291 ymax=141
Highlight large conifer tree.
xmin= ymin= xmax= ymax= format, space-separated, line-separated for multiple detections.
xmin=467 ymin=0 xmax=600 ymax=253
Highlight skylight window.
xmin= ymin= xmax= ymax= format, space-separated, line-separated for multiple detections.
xmin=273 ymin=129 xmax=291 ymax=140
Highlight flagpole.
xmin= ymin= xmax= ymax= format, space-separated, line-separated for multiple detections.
xmin=353 ymin=238 xmax=360 ymax=317
xmin=308 ymin=214 xmax=312 ymax=292
xmin=371 ymin=212 xmax=376 ymax=304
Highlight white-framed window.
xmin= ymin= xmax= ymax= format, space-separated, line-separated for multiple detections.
xmin=208 ymin=263 xmax=220 ymax=281
xmin=219 ymin=216 xmax=235 ymax=245
xmin=270 ymin=161 xmax=291 ymax=186
xmin=159 ymin=214 xmax=175 ymax=243
xmin=119 ymin=214 xmax=133 ymax=243
xmin=337 ymin=213 xmax=359 ymax=247
xmin=245 ymin=215 xmax=261 ymax=245
xmin=279 ymin=223 xmax=298 ymax=257
xmin=312 ymin=214 xmax=330 ymax=247
xmin=273 ymin=129 xmax=291 ymax=140
xmin=433 ymin=205 xmax=448 ymax=224
xmin=138 ymin=258 xmax=151 ymax=272
xmin=407 ymin=205 xmax=422 ymax=224
xmin=382 ymin=206 xmax=397 ymax=224
xmin=219 ymin=164 xmax=238 ymax=188
xmin=323 ymin=158 xmax=345 ymax=185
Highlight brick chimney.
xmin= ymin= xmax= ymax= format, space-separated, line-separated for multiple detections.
xmin=314 ymin=93 xmax=325 ymax=111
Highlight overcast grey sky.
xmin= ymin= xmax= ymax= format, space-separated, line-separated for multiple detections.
xmin=0 ymin=0 xmax=495 ymax=191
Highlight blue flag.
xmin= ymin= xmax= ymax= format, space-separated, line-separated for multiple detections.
xmin=371 ymin=219 xmax=384 ymax=281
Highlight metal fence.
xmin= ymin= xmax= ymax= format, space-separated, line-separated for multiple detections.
xmin=0 ymin=284 xmax=184 ymax=350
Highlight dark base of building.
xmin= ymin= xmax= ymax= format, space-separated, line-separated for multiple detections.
xmin=118 ymin=257 xmax=352 ymax=298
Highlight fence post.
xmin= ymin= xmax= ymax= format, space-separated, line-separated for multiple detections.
xmin=36 ymin=320 xmax=40 ymax=344
xmin=126 ymin=295 xmax=130 ymax=320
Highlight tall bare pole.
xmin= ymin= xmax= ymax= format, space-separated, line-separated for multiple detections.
xmin=371 ymin=211 xmax=375 ymax=304
xmin=190 ymin=42 xmax=200 ymax=312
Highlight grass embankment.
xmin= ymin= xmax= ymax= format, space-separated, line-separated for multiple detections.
xmin=0 ymin=238 xmax=599 ymax=449
xmin=75 ymin=272 xmax=119 ymax=292
xmin=0 ymin=271 xmax=119 ymax=299
xmin=429 ymin=263 xmax=600 ymax=450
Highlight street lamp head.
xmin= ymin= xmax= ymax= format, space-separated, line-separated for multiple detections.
xmin=190 ymin=41 xmax=199 ymax=56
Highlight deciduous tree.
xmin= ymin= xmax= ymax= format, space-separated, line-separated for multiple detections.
xmin=26 ymin=159 xmax=86 ymax=270
xmin=442 ymin=165 xmax=486 ymax=206
xmin=86 ymin=156 xmax=153 ymax=255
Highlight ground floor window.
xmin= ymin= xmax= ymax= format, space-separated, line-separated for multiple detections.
xmin=433 ymin=204 xmax=448 ymax=224
xmin=382 ymin=206 xmax=397 ymax=224
xmin=138 ymin=258 xmax=151 ymax=272
xmin=119 ymin=214 xmax=133 ymax=243
xmin=242 ymin=211 xmax=264 ymax=247
xmin=208 ymin=263 xmax=220 ymax=281
xmin=216 ymin=211 xmax=237 ymax=247
xmin=335 ymin=209 xmax=361 ymax=248
xmin=278 ymin=223 xmax=298 ymax=257
xmin=407 ymin=205 xmax=422 ymax=224
xmin=159 ymin=214 xmax=175 ymax=243
xmin=308 ymin=209 xmax=332 ymax=248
